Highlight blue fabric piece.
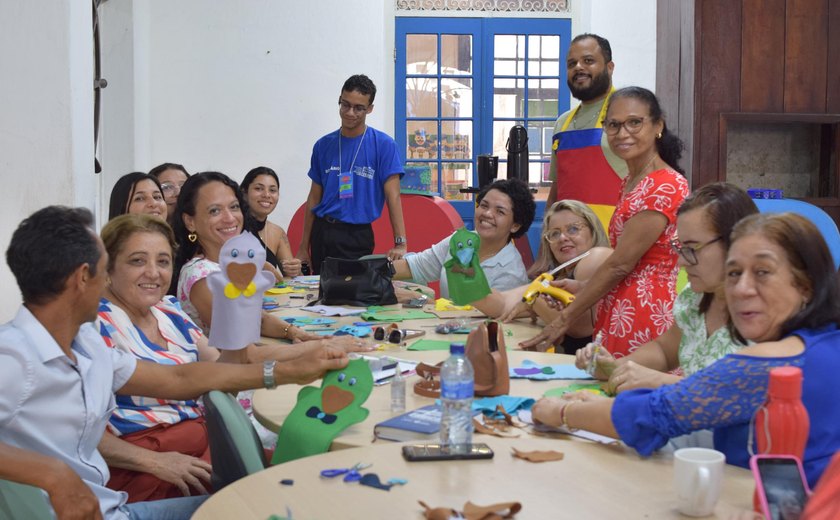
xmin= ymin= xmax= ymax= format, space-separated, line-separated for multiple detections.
xmin=509 ymin=359 xmax=592 ymax=380
xmin=316 ymin=325 xmax=371 ymax=337
xmin=553 ymin=127 xmax=602 ymax=151
xmin=472 ymin=396 xmax=535 ymax=415
xmin=282 ymin=316 xmax=337 ymax=325
xmin=123 ymin=496 xmax=207 ymax=519
xmin=308 ymin=127 xmax=403 ymax=224
xmin=611 ymin=325 xmax=840 ymax=488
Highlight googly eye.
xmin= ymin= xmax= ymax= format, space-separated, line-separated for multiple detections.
xmin=456 ymin=241 xmax=464 ymax=249
xmin=337 ymin=373 xmax=346 ymax=382
xmin=466 ymin=238 xmax=474 ymax=247
xmin=349 ymin=377 xmax=357 ymax=386
xmin=231 ymin=249 xmax=239 ymax=258
xmin=248 ymin=249 xmax=255 ymax=258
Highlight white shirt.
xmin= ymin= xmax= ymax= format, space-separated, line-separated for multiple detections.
xmin=405 ymin=233 xmax=528 ymax=298
xmin=0 ymin=306 xmax=137 ymax=520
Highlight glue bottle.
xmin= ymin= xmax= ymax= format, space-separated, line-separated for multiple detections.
xmin=390 ymin=359 xmax=406 ymax=413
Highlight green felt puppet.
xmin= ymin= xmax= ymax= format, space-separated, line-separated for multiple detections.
xmin=443 ymin=228 xmax=491 ymax=306
xmin=272 ymin=359 xmax=373 ymax=464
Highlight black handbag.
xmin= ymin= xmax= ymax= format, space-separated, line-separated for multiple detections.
xmin=317 ymin=255 xmax=397 ymax=307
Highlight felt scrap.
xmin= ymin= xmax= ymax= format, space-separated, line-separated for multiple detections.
xmin=509 ymin=359 xmax=592 ymax=380
xmin=434 ymin=298 xmax=474 ymax=311
xmin=543 ymin=383 xmax=608 ymax=398
xmin=316 ymin=325 xmax=370 ymax=337
xmin=265 ymin=286 xmax=306 ymax=295
xmin=282 ymin=316 xmax=337 ymax=325
xmin=360 ymin=308 xmax=437 ymax=322
xmin=472 ymin=397 xmax=534 ymax=415
xmin=279 ymin=479 xmax=294 ymax=486
xmin=272 ymin=359 xmax=373 ymax=464
xmin=473 ymin=417 xmax=520 ymax=438
xmin=207 ymin=232 xmax=275 ymax=350
xmin=302 ymin=305 xmax=365 ymax=316
xmin=358 ymin=473 xmax=393 ymax=491
xmin=419 ymin=500 xmax=522 ymax=520
xmin=443 ymin=228 xmax=492 ymax=305
xmin=407 ymin=339 xmax=453 ymax=351
xmin=511 ymin=447 xmax=565 ymax=463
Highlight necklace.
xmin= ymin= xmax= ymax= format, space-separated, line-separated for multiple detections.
xmin=338 ymin=126 xmax=367 ymax=174
xmin=624 ymin=153 xmax=659 ymax=193
xmin=571 ymin=108 xmax=600 ymax=130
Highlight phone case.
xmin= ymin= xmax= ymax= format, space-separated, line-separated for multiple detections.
xmin=402 ymin=443 xmax=494 ymax=462
xmin=750 ymin=454 xmax=811 ymax=519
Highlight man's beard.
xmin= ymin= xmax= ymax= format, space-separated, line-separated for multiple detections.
xmin=567 ymin=70 xmax=611 ymax=102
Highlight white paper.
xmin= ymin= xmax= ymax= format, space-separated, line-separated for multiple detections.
xmin=301 ymin=305 xmax=365 ymax=316
xmin=517 ymin=410 xmax=620 ymax=445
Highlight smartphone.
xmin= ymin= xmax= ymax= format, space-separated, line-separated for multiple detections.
xmin=402 ymin=443 xmax=494 ymax=462
xmin=750 ymin=455 xmax=811 ymax=520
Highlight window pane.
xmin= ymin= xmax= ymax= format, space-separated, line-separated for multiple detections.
xmin=527 ymin=79 xmax=559 ymax=117
xmin=491 ymin=120 xmax=524 ymax=157
xmin=403 ymin=162 xmax=436 ymax=194
xmin=406 ymin=34 xmax=438 ymax=75
xmin=406 ymin=121 xmax=438 ymax=160
xmin=442 ymin=162 xmax=472 ymax=201
xmin=528 ymin=35 xmax=560 ymax=76
xmin=441 ymin=78 xmax=472 ymax=118
xmin=493 ymin=78 xmax=524 ymax=119
xmin=494 ymin=35 xmax=525 ymax=75
xmin=441 ymin=120 xmax=472 ymax=160
xmin=441 ymin=34 xmax=472 ymax=75
xmin=406 ymin=78 xmax=438 ymax=118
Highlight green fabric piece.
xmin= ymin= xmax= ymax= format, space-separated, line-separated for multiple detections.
xmin=543 ymin=383 xmax=607 ymax=398
xmin=443 ymin=228 xmax=491 ymax=305
xmin=359 ymin=309 xmax=437 ymax=322
xmin=272 ymin=359 xmax=373 ymax=464
xmin=540 ymin=366 xmax=556 ymax=375
xmin=407 ymin=339 xmax=453 ymax=351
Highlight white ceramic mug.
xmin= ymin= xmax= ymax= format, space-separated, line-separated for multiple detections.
xmin=674 ymin=447 xmax=726 ymax=517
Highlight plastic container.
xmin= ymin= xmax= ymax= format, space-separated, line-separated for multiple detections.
xmin=753 ymin=366 xmax=810 ymax=512
xmin=439 ymin=343 xmax=474 ymax=453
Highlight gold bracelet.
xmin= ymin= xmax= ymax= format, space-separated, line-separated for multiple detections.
xmin=561 ymin=401 xmax=579 ymax=432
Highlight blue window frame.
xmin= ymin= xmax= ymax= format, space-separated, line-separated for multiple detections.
xmin=395 ymin=17 xmax=571 ymax=219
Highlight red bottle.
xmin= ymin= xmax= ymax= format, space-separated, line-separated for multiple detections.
xmin=753 ymin=366 xmax=810 ymax=511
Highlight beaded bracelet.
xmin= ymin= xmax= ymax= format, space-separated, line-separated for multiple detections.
xmin=282 ymin=324 xmax=292 ymax=339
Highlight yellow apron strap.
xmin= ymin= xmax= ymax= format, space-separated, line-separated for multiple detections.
xmin=558 ymin=87 xmax=616 ymax=132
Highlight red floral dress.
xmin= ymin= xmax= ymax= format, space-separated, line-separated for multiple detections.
xmin=594 ymin=168 xmax=689 ymax=357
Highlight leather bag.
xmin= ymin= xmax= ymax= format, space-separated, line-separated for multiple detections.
xmin=317 ymin=255 xmax=397 ymax=307
xmin=466 ymin=320 xmax=510 ymax=397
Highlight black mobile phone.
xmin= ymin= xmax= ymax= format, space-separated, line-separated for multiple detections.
xmin=750 ymin=455 xmax=811 ymax=520
xmin=402 ymin=443 xmax=494 ymax=462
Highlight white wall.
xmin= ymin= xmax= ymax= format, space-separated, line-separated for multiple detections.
xmin=0 ymin=1 xmax=95 ymax=320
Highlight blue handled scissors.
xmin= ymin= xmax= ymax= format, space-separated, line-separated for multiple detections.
xmin=320 ymin=462 xmax=371 ymax=482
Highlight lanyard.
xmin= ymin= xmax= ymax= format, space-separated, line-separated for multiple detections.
xmin=338 ymin=126 xmax=367 ymax=174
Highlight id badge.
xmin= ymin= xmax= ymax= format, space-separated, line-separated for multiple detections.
xmin=339 ymin=170 xmax=354 ymax=199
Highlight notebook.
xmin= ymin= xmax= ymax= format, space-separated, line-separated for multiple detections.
xmin=373 ymin=405 xmax=442 ymax=442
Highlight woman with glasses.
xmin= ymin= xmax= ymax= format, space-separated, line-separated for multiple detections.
xmin=108 ymin=172 xmax=168 ymax=221
xmin=149 ymin=162 xmax=190 ymax=226
xmin=241 ymin=166 xmax=302 ymax=277
xmin=532 ymin=213 xmax=840 ymax=489
xmin=498 ymin=200 xmax=612 ymax=353
xmin=576 ymin=183 xmax=758 ymax=392
xmin=522 ymin=87 xmax=689 ymax=358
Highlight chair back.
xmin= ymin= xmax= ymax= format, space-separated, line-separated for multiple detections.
xmin=0 ymin=480 xmax=53 ymax=519
xmin=754 ymin=198 xmax=840 ymax=269
xmin=203 ymin=390 xmax=268 ymax=489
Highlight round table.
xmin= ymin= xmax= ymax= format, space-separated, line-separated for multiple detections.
xmin=192 ymin=436 xmax=754 ymax=519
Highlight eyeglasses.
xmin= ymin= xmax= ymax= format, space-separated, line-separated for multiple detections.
xmin=338 ymin=98 xmax=369 ymax=115
xmin=603 ymin=116 xmax=651 ymax=136
xmin=544 ymin=222 xmax=588 ymax=243
xmin=670 ymin=236 xmax=722 ymax=266
xmin=160 ymin=181 xmax=185 ymax=195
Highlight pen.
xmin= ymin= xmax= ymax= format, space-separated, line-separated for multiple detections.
xmin=586 ymin=331 xmax=605 ymax=376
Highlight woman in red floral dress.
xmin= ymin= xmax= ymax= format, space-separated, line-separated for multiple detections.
xmin=522 ymin=87 xmax=689 ymax=357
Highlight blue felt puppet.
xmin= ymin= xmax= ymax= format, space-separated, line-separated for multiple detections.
xmin=207 ymin=232 xmax=275 ymax=350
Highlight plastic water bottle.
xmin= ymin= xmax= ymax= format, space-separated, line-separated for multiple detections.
xmin=439 ymin=343 xmax=474 ymax=453
xmin=390 ymin=360 xmax=406 ymax=413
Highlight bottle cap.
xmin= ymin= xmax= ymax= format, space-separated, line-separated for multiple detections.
xmin=768 ymin=366 xmax=803 ymax=400
xmin=450 ymin=343 xmax=465 ymax=355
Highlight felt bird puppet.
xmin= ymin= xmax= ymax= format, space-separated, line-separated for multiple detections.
xmin=444 ymin=227 xmax=491 ymax=306
xmin=272 ymin=359 xmax=373 ymax=464
xmin=206 ymin=232 xmax=274 ymax=350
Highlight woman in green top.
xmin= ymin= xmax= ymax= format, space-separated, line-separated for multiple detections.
xmin=577 ymin=183 xmax=758 ymax=392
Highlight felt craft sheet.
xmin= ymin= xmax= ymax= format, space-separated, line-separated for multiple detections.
xmin=272 ymin=359 xmax=373 ymax=464
xmin=442 ymin=228 xmax=491 ymax=305
xmin=360 ymin=308 xmax=437 ymax=321
xmin=509 ymin=359 xmax=593 ymax=380
xmin=543 ymin=383 xmax=608 ymax=398
xmin=206 ymin=232 xmax=275 ymax=350
xmin=407 ymin=339 xmax=453 ymax=351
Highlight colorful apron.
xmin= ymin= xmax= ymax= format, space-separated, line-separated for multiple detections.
xmin=552 ymin=92 xmax=621 ymax=206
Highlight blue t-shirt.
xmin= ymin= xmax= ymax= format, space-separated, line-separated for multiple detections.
xmin=307 ymin=126 xmax=403 ymax=224
xmin=611 ymin=324 xmax=840 ymax=489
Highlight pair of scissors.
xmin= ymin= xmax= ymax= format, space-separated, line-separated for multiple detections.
xmin=320 ymin=462 xmax=372 ymax=482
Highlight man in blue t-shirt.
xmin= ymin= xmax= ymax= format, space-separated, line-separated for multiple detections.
xmin=297 ymin=74 xmax=407 ymax=274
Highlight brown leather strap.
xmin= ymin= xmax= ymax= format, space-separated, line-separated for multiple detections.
xmin=413 ymin=362 xmax=442 ymax=398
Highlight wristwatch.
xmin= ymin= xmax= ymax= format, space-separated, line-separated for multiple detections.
xmin=263 ymin=360 xmax=277 ymax=389
xmin=394 ymin=236 xmax=407 ymax=246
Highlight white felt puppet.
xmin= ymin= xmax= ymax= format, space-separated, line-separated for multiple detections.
xmin=207 ymin=232 xmax=275 ymax=350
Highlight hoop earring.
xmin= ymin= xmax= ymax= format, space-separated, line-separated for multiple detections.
xmin=187 ymin=232 xmax=198 ymax=243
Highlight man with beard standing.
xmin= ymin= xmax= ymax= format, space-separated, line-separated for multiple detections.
xmin=545 ymin=34 xmax=627 ymax=207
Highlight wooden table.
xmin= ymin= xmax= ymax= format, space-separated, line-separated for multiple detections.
xmin=193 ymin=436 xmax=755 ymax=519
